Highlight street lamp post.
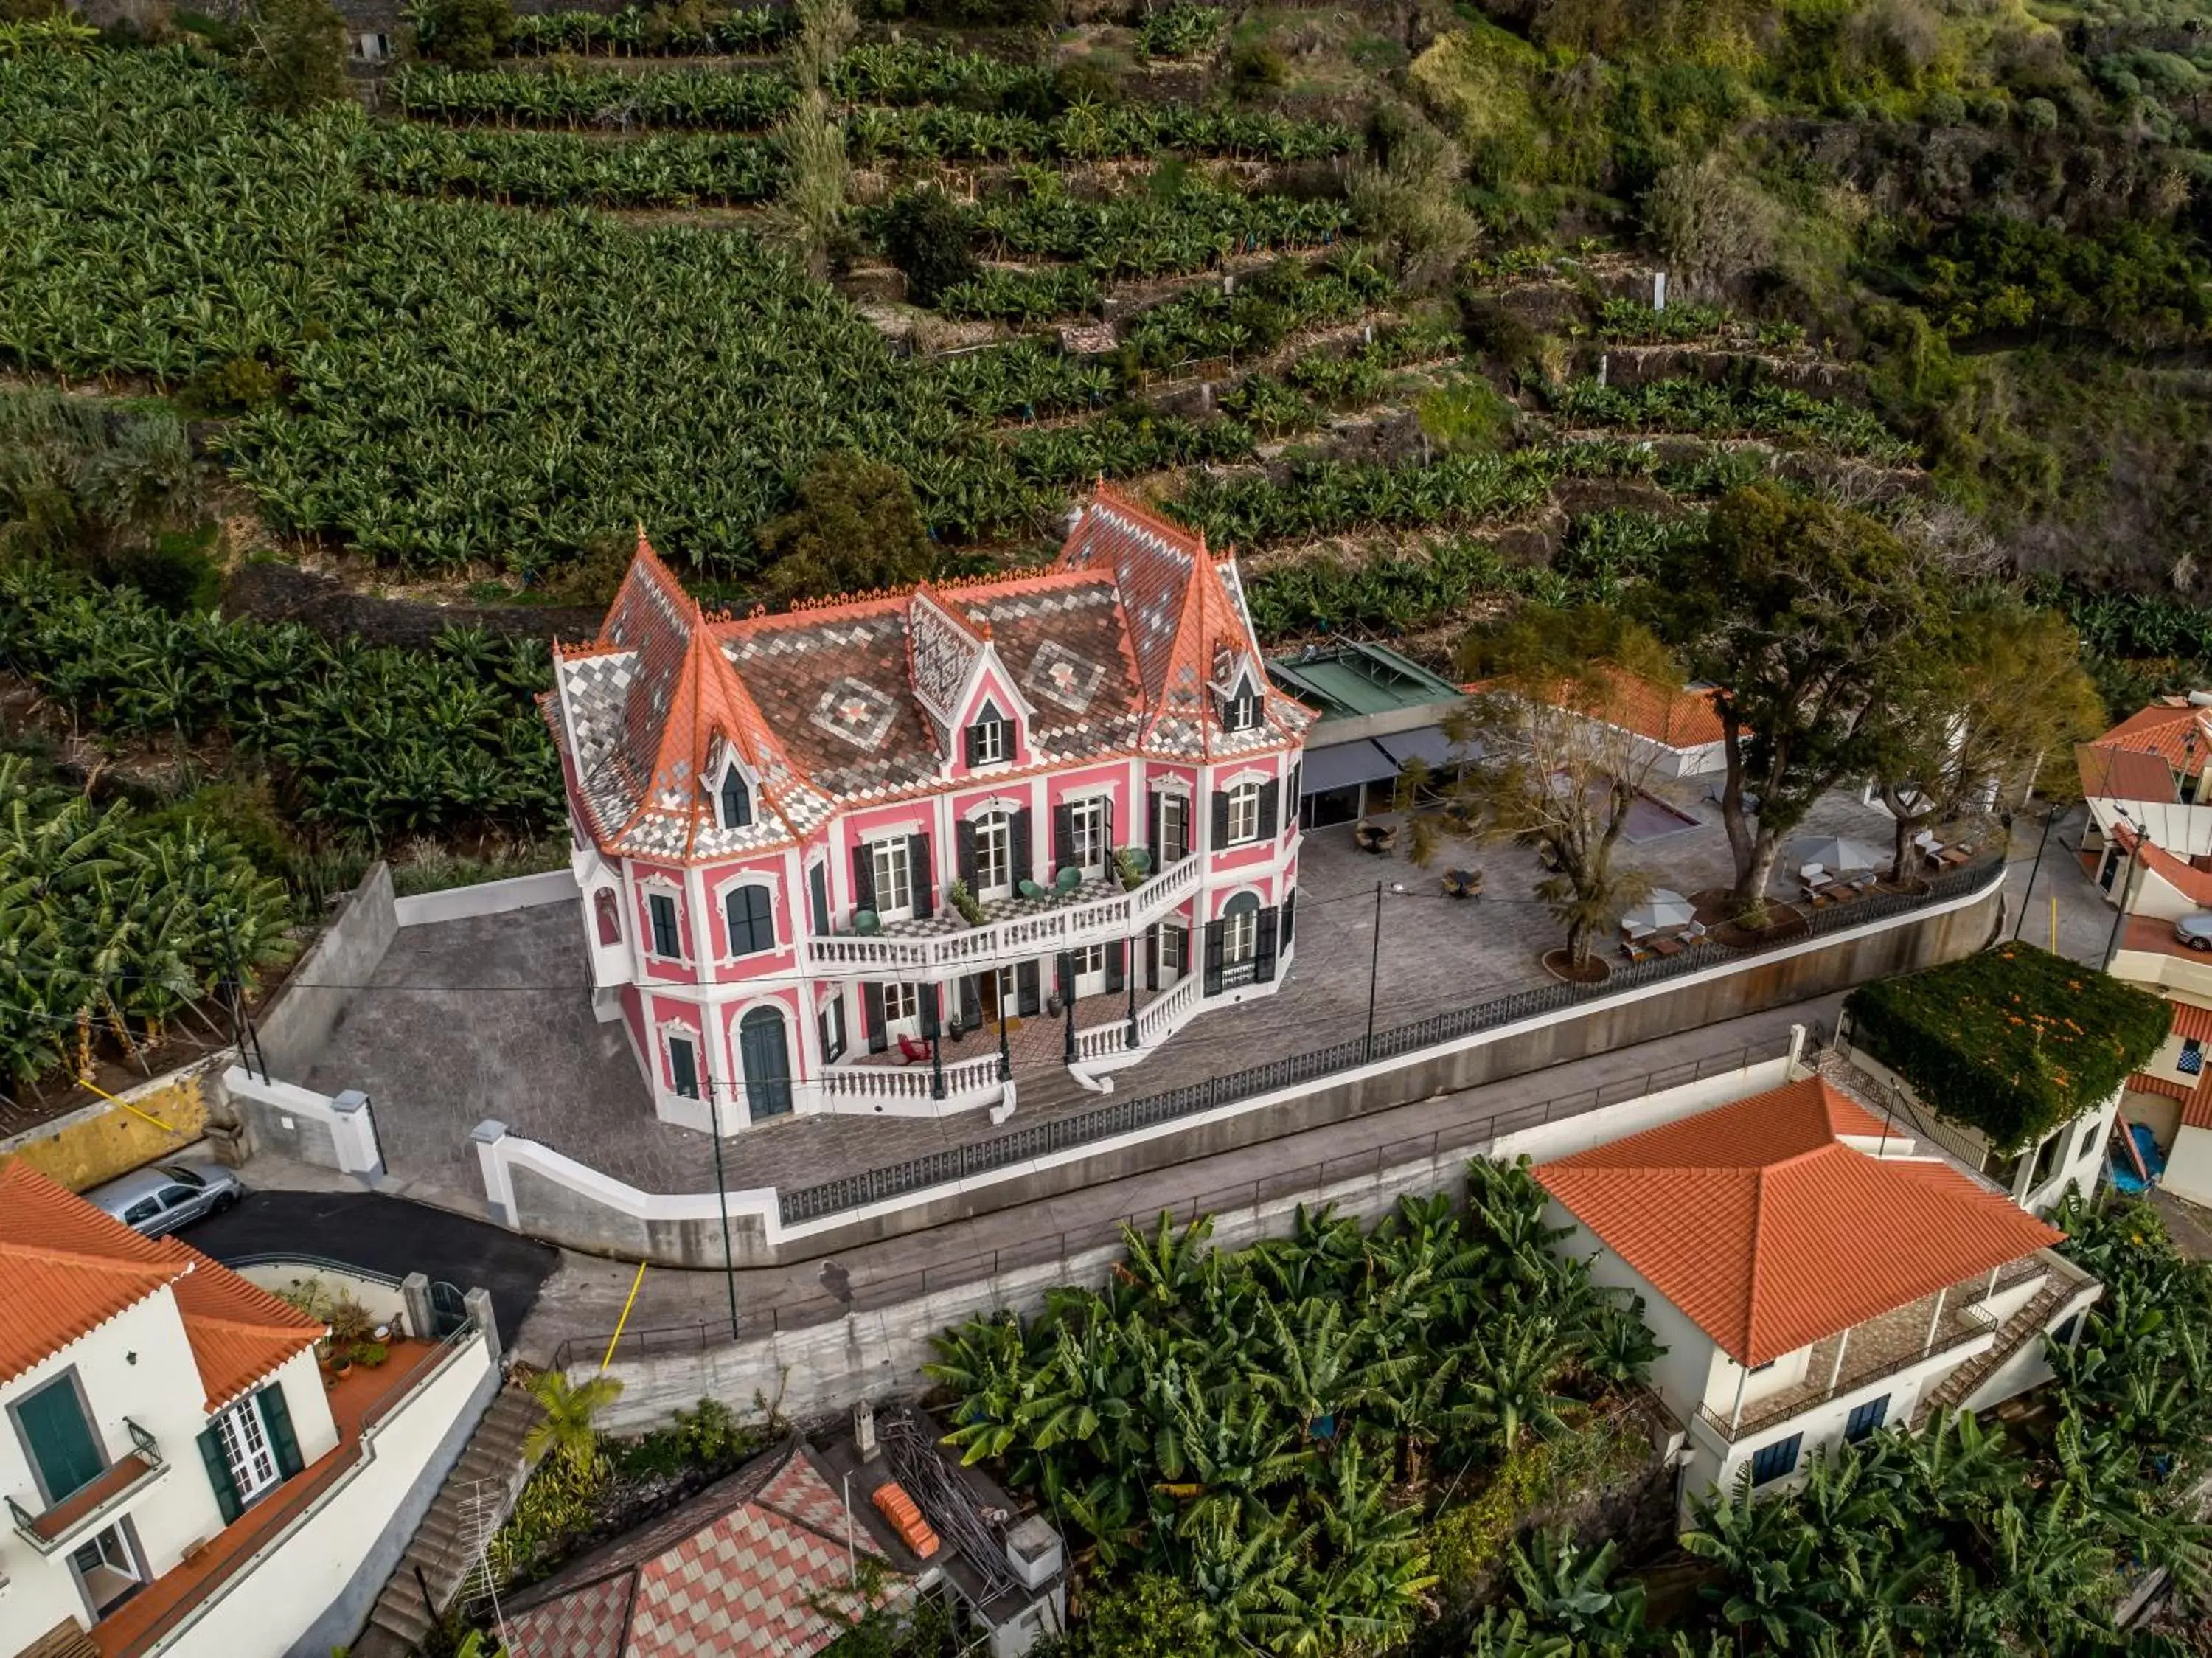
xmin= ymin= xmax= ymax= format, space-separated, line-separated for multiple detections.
xmin=704 ymin=1077 xmax=740 ymax=1340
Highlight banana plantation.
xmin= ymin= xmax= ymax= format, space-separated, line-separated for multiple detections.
xmin=359 ymin=123 xmax=781 ymax=207
xmin=927 ymin=1162 xmax=1663 ymax=1655
xmin=0 ymin=567 xmax=563 ymax=836
xmin=504 ymin=4 xmax=794 ymax=55
xmin=0 ymin=754 xmax=294 ymax=1093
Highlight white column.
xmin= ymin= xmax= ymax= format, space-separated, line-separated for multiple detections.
xmin=1826 ymin=1326 xmax=1853 ymax=1393
xmin=1727 ymin=1363 xmax=1750 ymax=1435
xmin=1922 ymin=1286 xmax=1950 ymax=1356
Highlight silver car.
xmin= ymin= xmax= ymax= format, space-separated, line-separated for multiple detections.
xmin=2178 ymin=913 xmax=2212 ymax=952
xmin=86 ymin=1162 xmax=245 ymax=1236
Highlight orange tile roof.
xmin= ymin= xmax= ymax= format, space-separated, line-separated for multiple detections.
xmin=2128 ymin=1070 xmax=2193 ymax=1103
xmin=1594 ymin=670 xmax=1726 ymax=748
xmin=2171 ymin=1002 xmax=2212 ymax=1043
xmin=2111 ymin=822 xmax=2212 ymax=906
xmin=0 ymin=1164 xmax=320 ymax=1404
xmin=0 ymin=1162 xmax=193 ymax=1386
xmin=2098 ymin=701 xmax=2212 ymax=768
xmin=170 ymin=1257 xmax=324 ymax=1412
xmin=2184 ymin=1072 xmax=2212 ymax=1132
xmin=1532 ymin=1078 xmax=2064 ymax=1367
xmin=2076 ymin=742 xmax=2179 ymax=805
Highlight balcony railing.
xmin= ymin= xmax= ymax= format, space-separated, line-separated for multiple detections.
xmin=817 ymin=1050 xmax=1006 ymax=1109
xmin=801 ymin=852 xmax=1206 ymax=981
xmin=1694 ymin=1304 xmax=1999 ymax=1445
xmin=1071 ymin=969 xmax=1206 ymax=1065
xmin=9 ymin=1418 xmax=164 ymax=1553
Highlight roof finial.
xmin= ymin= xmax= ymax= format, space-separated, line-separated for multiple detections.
xmin=635 ymin=519 xmax=650 ymax=558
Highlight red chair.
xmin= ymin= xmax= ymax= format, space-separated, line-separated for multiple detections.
xmin=897 ymin=1034 xmax=931 ymax=1064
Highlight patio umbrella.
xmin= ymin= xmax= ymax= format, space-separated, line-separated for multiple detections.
xmin=1621 ymin=889 xmax=1696 ymax=932
xmin=1792 ymin=834 xmax=1887 ymax=874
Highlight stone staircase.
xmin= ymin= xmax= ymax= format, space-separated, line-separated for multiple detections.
xmin=353 ymin=1382 xmax=544 ymax=1658
xmin=1916 ymin=1280 xmax=2073 ymax=1423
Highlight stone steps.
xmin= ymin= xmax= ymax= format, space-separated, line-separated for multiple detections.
xmin=1916 ymin=1280 xmax=2072 ymax=1423
xmin=354 ymin=1384 xmax=545 ymax=1657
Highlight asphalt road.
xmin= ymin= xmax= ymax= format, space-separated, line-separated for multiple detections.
xmin=184 ymin=1189 xmax=559 ymax=1350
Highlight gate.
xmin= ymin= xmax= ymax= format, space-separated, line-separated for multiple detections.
xmin=428 ymin=1280 xmax=469 ymax=1339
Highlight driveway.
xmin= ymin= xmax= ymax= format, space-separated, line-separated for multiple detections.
xmin=183 ymin=1190 xmax=560 ymax=1349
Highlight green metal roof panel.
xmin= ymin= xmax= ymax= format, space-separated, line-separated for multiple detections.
xmin=1266 ymin=643 xmax=1465 ymax=721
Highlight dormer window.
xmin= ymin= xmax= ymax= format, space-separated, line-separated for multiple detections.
xmin=1220 ymin=676 xmax=1260 ymax=732
xmin=965 ymin=704 xmax=1012 ymax=768
xmin=717 ymin=767 xmax=753 ymax=830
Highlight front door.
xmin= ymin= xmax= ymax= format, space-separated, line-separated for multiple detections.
xmin=738 ymin=1008 xmax=793 ymax=1121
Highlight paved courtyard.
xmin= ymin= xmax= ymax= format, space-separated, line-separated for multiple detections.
xmin=294 ymin=786 xmax=2096 ymax=1208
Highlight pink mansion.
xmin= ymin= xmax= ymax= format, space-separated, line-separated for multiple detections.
xmin=544 ymin=486 xmax=1311 ymax=1134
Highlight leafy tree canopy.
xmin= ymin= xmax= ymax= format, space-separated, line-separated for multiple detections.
xmin=756 ymin=451 xmax=936 ymax=603
xmin=240 ymin=0 xmax=349 ymax=114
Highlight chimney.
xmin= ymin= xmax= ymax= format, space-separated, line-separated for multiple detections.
xmin=853 ymin=1398 xmax=879 ymax=1462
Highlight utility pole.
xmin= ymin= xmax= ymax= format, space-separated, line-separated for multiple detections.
xmin=2011 ymin=802 xmax=2059 ymax=943
xmin=1363 ymin=881 xmax=1382 ymax=1063
xmin=2102 ymin=808 xmax=2149 ymax=971
xmin=704 ymin=1077 xmax=739 ymax=1340
xmin=217 ymin=909 xmax=269 ymax=1083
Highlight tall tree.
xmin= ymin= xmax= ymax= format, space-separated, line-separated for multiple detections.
xmin=241 ymin=0 xmax=349 ymax=114
xmin=771 ymin=0 xmax=855 ymax=280
xmin=1641 ymin=485 xmax=1945 ymax=920
xmin=756 ymin=451 xmax=935 ymax=601
xmin=1865 ymin=591 xmax=2106 ymax=884
xmin=1452 ymin=606 xmax=1674 ymax=971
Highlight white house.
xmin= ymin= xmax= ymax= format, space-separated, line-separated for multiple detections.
xmin=543 ymin=485 xmax=1311 ymax=1134
xmin=0 ymin=1163 xmax=496 ymax=1658
xmin=1530 ymin=1076 xmax=2100 ymax=1512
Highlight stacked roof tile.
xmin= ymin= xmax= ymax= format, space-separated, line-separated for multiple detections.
xmin=2076 ymin=698 xmax=2212 ymax=802
xmin=1532 ymin=1078 xmax=2065 ymax=1367
xmin=549 ymin=486 xmax=1310 ymax=863
xmin=0 ymin=1163 xmax=321 ymax=1408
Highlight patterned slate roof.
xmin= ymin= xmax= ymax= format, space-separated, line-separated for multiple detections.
xmin=1533 ymin=1078 xmax=2064 ymax=1367
xmin=504 ymin=1443 xmax=904 ymax=1658
xmin=552 ymin=489 xmax=1304 ymax=861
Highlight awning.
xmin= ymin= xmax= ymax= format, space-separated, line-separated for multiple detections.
xmin=1376 ymin=725 xmax=1475 ymax=769
xmin=1300 ymin=739 xmax=1399 ymax=794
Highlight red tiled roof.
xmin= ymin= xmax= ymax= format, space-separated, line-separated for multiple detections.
xmin=0 ymin=1161 xmax=192 ymax=1386
xmin=0 ymin=1165 xmax=320 ymax=1403
xmin=2185 ymin=1072 xmax=2212 ymax=1132
xmin=2111 ymin=822 xmax=2212 ymax=906
xmin=2171 ymin=1002 xmax=2212 ymax=1043
xmin=1470 ymin=667 xmax=1726 ymax=750
xmin=170 ymin=1258 xmax=324 ymax=1412
xmin=504 ymin=1444 xmax=906 ymax=1658
xmin=1531 ymin=1078 xmax=2064 ymax=1367
xmin=2076 ymin=742 xmax=2179 ymax=805
xmin=2098 ymin=701 xmax=2212 ymax=768
xmin=2128 ymin=1071 xmax=2193 ymax=1103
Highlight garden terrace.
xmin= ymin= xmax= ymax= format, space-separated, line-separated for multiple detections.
xmin=1843 ymin=943 xmax=2169 ymax=1151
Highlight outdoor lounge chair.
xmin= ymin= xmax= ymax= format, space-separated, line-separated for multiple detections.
xmin=897 ymin=1034 xmax=930 ymax=1064
xmin=1018 ymin=878 xmax=1048 ymax=902
xmin=1053 ymin=866 xmax=1083 ymax=895
xmin=852 ymin=908 xmax=881 ymax=935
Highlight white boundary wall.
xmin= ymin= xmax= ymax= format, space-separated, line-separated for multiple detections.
xmin=578 ymin=1052 xmax=1798 ymax=1429
xmin=392 ymin=868 xmax=579 ymax=929
xmin=224 ymin=1066 xmax=386 ymax=1182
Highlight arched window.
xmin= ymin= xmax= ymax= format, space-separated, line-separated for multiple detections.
xmin=726 ymin=884 xmax=775 ymax=956
xmin=719 ymin=769 xmax=753 ymax=830
xmin=738 ymin=1006 xmax=793 ymax=1121
xmin=593 ymin=887 xmax=622 ymax=946
xmin=1223 ymin=891 xmax=1260 ymax=962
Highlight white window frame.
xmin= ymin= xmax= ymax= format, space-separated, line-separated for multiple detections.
xmin=1227 ymin=781 xmax=1262 ymax=845
xmin=645 ymin=887 xmax=684 ymax=960
xmin=971 ymin=717 xmax=1007 ymax=766
xmin=1222 ymin=677 xmax=1260 ymax=732
xmin=1158 ymin=923 xmax=1188 ymax=979
xmin=1159 ymin=792 xmax=1190 ymax=864
xmin=1224 ymin=903 xmax=1259 ymax=963
xmin=872 ymin=838 xmax=914 ymax=921
xmin=216 ymin=1395 xmax=281 ymax=1505
xmin=721 ymin=881 xmax=777 ymax=958
xmin=818 ymin=992 xmax=848 ymax=1064
xmin=1068 ymin=797 xmax=1107 ymax=873
xmin=664 ymin=1030 xmax=703 ymax=1100
xmin=1070 ymin=943 xmax=1107 ymax=997
xmin=716 ymin=763 xmax=754 ymax=831
xmin=973 ymin=811 xmax=1013 ymax=899
xmin=883 ymin=982 xmax=921 ymax=1035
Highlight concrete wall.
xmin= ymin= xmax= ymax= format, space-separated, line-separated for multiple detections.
xmin=488 ymin=878 xmax=1995 ymax=1267
xmin=392 ymin=868 xmax=578 ymax=929
xmin=163 ymin=1328 xmax=496 ymax=1658
xmin=220 ymin=1069 xmax=385 ymax=1182
xmin=0 ymin=1064 xmax=217 ymax=1191
xmin=256 ymin=864 xmax=396 ymax=1083
xmin=577 ymin=1052 xmax=1790 ymax=1431
xmin=2166 ymin=1124 xmax=2212 ymax=1208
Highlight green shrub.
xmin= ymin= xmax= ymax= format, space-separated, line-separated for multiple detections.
xmin=1228 ymin=35 xmax=1285 ymax=94
xmin=2021 ymin=94 xmax=2059 ymax=129
xmin=404 ymin=0 xmax=512 ymax=68
xmin=879 ymin=186 xmax=979 ymax=308
xmin=1845 ymin=943 xmax=2169 ymax=1150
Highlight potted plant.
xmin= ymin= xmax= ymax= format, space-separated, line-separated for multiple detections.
xmin=947 ymin=877 xmax=987 ymax=926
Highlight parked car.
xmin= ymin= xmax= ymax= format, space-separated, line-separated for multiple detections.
xmin=86 ymin=1162 xmax=244 ymax=1235
xmin=2177 ymin=912 xmax=2212 ymax=952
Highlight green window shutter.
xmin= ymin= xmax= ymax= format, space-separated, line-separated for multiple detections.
xmin=18 ymin=1377 xmax=104 ymax=1502
xmin=198 ymin=1425 xmax=243 ymax=1524
xmin=259 ymin=1384 xmax=304 ymax=1480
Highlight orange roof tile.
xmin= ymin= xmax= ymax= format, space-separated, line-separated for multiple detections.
xmin=0 ymin=1162 xmax=193 ymax=1386
xmin=0 ymin=1164 xmax=320 ymax=1404
xmin=2128 ymin=1070 xmax=2193 ymax=1103
xmin=2184 ymin=1072 xmax=2212 ymax=1132
xmin=2097 ymin=701 xmax=2212 ymax=769
xmin=2112 ymin=822 xmax=2212 ymax=906
xmin=2076 ymin=742 xmax=2180 ymax=805
xmin=170 ymin=1258 xmax=323 ymax=1413
xmin=2171 ymin=1002 xmax=2212 ymax=1044
xmin=1532 ymin=1078 xmax=2064 ymax=1367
